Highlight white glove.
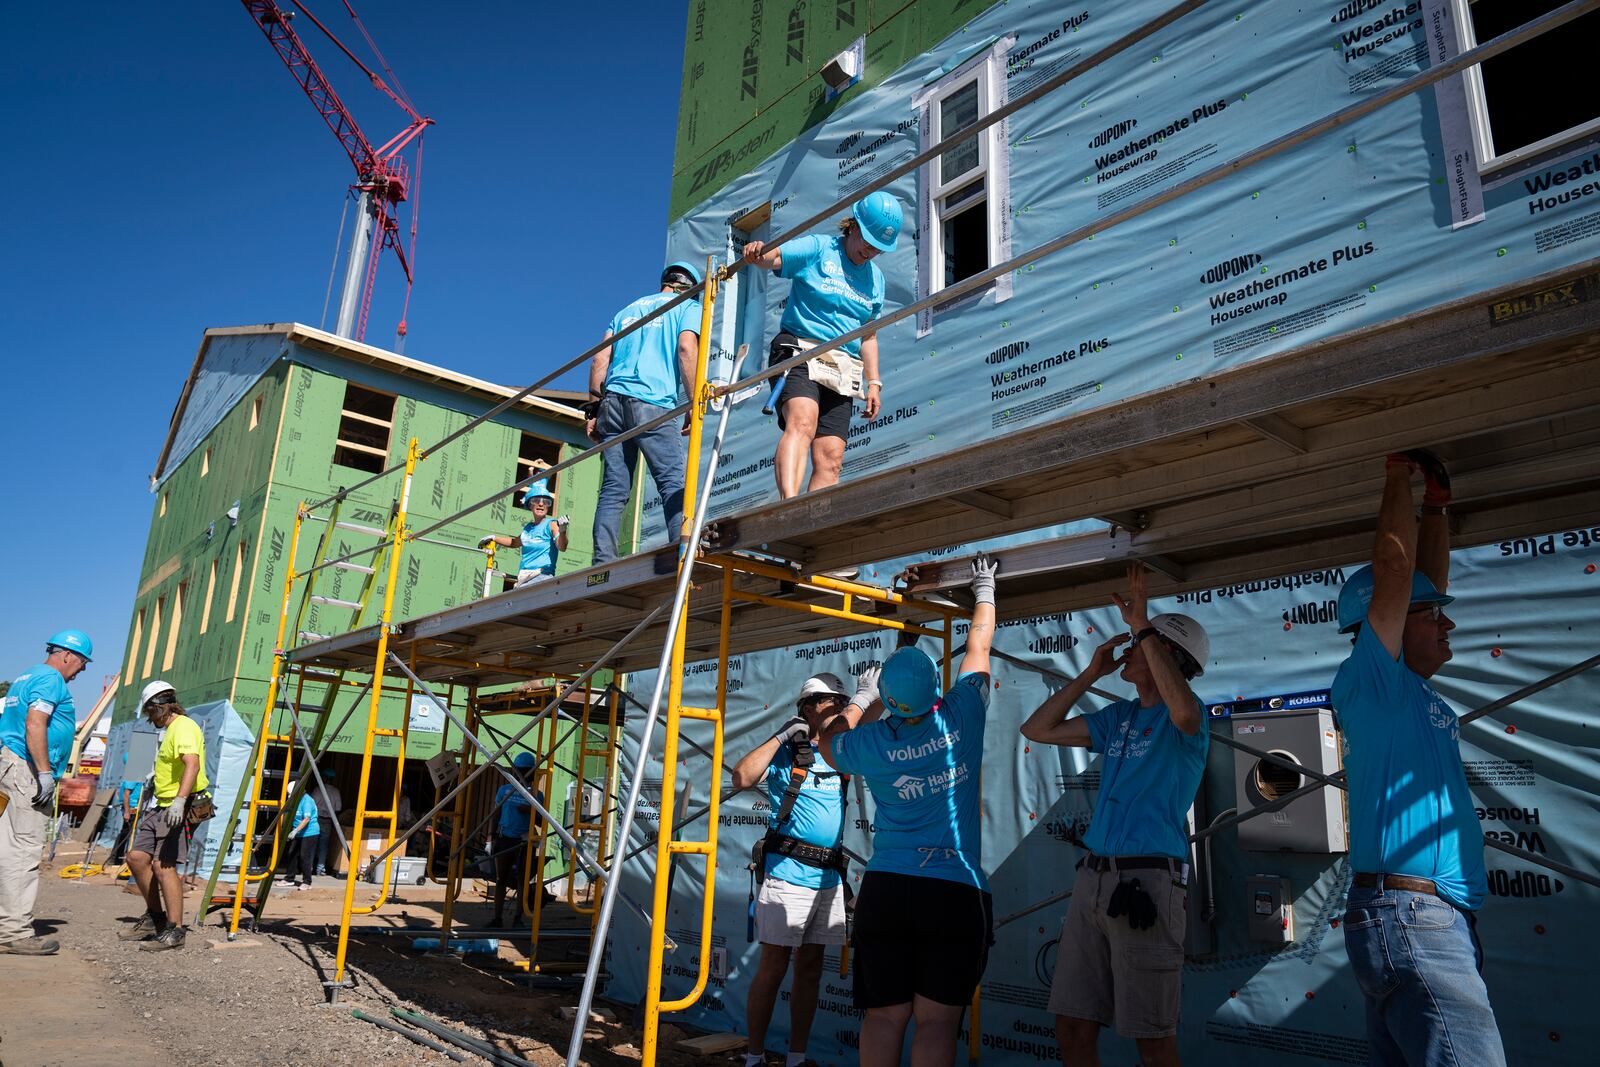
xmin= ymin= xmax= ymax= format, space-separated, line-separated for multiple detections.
xmin=772 ymin=717 xmax=808 ymax=744
xmin=158 ymin=800 xmax=188 ymax=831
xmin=851 ymin=665 xmax=881 ymax=710
xmin=33 ymin=772 xmax=56 ymax=807
xmin=555 ymin=515 xmax=571 ymax=527
xmin=477 ymin=536 xmax=496 ymax=549
xmin=971 ymin=553 xmax=998 ymax=607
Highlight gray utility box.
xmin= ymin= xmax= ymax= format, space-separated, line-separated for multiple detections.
xmin=1231 ymin=705 xmax=1347 ymax=853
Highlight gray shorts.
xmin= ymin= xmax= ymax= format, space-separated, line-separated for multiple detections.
xmin=1048 ymin=861 xmax=1188 ymax=1038
xmin=755 ymin=876 xmax=847 ymax=947
xmin=130 ymin=809 xmax=189 ymax=867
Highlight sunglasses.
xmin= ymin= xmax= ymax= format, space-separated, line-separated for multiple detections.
xmin=1408 ymin=603 xmax=1445 ymax=621
xmin=146 ymin=692 xmax=178 ymax=708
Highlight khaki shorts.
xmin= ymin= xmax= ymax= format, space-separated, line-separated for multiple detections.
xmin=755 ymin=876 xmax=847 ymax=947
xmin=130 ymin=810 xmax=189 ymax=867
xmin=1048 ymin=860 xmax=1188 ymax=1038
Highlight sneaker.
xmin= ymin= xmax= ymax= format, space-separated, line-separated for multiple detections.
xmin=117 ymin=914 xmax=164 ymax=942
xmin=0 ymin=935 xmax=60 ymax=955
xmin=141 ymin=926 xmax=186 ymax=952
xmin=295 ymin=883 xmax=308 ymax=892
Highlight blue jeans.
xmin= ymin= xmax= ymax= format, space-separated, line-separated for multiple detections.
xmin=591 ymin=392 xmax=686 ymax=565
xmin=1343 ymin=886 xmax=1506 ymax=1066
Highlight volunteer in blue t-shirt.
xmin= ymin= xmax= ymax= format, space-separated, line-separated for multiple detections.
xmin=480 ymin=477 xmax=569 ymax=586
xmin=1019 ymin=563 xmax=1210 ymax=1063
xmin=286 ymin=781 xmax=320 ymax=890
xmin=729 ymin=671 xmax=865 ymax=1067
xmin=1331 ymin=451 xmax=1505 ymax=1066
xmin=821 ymin=556 xmax=997 ymax=1066
xmin=741 ymin=191 xmax=901 ymax=499
xmin=585 ymin=261 xmax=704 ymax=565
xmin=488 ymin=752 xmax=547 ymax=928
xmin=0 ymin=628 xmax=92 ymax=956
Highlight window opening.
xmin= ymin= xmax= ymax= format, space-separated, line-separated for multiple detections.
xmin=1459 ymin=0 xmax=1600 ymax=170
xmin=225 ymin=541 xmax=247 ymax=624
xmin=124 ymin=610 xmax=145 ymax=686
xmin=518 ymin=433 xmax=561 ymax=493
xmin=142 ymin=597 xmax=164 ymax=679
xmin=200 ymin=558 xmax=218 ymax=636
xmin=160 ymin=493 xmax=168 ymax=517
xmin=250 ymin=393 xmax=264 ymax=431
xmin=162 ymin=583 xmax=186 ymax=671
xmin=333 ymin=382 xmax=396 ymax=473
xmin=202 ymin=448 xmax=211 ymax=477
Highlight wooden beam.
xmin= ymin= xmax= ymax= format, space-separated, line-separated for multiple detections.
xmin=1241 ymin=412 xmax=1308 ymax=453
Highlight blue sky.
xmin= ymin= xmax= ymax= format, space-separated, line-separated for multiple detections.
xmin=0 ymin=3 xmax=688 ymax=698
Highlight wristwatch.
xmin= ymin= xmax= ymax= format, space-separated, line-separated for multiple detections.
xmin=1130 ymin=627 xmax=1160 ymax=646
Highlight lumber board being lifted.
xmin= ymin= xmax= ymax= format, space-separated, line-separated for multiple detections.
xmin=287 ymin=260 xmax=1600 ymax=684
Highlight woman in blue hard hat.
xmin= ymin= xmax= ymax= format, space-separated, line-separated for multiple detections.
xmin=819 ymin=557 xmax=999 ymax=1066
xmin=741 ymin=190 xmax=902 ymax=498
xmin=480 ymin=477 xmax=568 ymax=587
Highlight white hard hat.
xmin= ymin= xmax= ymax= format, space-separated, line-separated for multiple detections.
xmin=796 ymin=672 xmax=849 ymax=706
xmin=139 ymin=680 xmax=177 ymax=709
xmin=1149 ymin=613 xmax=1210 ymax=677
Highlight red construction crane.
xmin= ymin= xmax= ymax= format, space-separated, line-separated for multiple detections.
xmin=242 ymin=0 xmax=434 ymax=345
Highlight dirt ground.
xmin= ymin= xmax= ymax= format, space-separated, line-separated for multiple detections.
xmin=0 ymin=841 xmax=737 ymax=1067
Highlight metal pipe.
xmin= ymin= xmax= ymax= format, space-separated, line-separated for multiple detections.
xmin=1484 ymin=837 xmax=1600 ymax=891
xmin=1460 ymin=651 xmax=1600 ymax=725
xmin=994 ymin=888 xmax=1073 ymax=931
xmin=566 ymin=334 xmax=742 ymax=1067
xmin=351 ymin=1010 xmax=464 ymax=1062
xmin=333 ymin=189 xmax=373 ymax=339
xmin=392 ymin=1010 xmax=539 ymax=1067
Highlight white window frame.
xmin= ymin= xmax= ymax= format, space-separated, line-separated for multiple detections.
xmin=912 ymin=36 xmax=1014 ymax=337
xmin=1453 ymin=0 xmax=1600 ymax=174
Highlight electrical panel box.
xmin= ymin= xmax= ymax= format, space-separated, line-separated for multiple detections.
xmin=1247 ymin=875 xmax=1295 ymax=944
xmin=1214 ymin=692 xmax=1347 ymax=853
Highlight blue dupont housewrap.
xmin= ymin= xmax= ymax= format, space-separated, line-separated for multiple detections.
xmin=626 ymin=0 xmax=1600 ymax=544
xmin=594 ymin=0 xmax=1600 ymax=1062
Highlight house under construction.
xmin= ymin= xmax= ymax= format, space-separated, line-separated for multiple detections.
xmin=111 ymin=3 xmax=1600 ymax=1066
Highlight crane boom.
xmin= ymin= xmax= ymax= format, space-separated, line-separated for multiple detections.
xmin=242 ymin=0 xmax=433 ymax=341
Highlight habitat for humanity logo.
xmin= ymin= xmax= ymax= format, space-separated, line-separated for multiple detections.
xmin=891 ymin=763 xmax=971 ymax=799
xmin=893 ymin=775 xmax=928 ymax=800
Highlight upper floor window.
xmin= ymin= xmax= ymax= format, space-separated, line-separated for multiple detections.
xmin=1458 ymin=0 xmax=1600 ymax=173
xmin=912 ymin=36 xmax=1014 ymax=335
xmin=334 ymin=382 xmax=396 ymax=473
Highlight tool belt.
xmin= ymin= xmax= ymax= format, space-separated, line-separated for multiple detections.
xmin=753 ymin=830 xmax=847 ymax=881
xmin=791 ymin=337 xmax=864 ymax=399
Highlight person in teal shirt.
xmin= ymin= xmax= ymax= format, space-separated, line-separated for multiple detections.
xmin=586 ymin=262 xmax=704 ymax=565
xmin=488 ymin=753 xmax=547 ymax=927
xmin=821 ymin=558 xmax=995 ymax=1067
xmin=1331 ymin=451 xmax=1505 ymax=1066
xmin=741 ymin=191 xmax=901 ymax=498
xmin=0 ymin=629 xmax=92 ymax=956
xmin=480 ymin=477 xmax=569 ymax=587
xmin=1020 ymin=564 xmax=1210 ymax=1066
xmin=286 ymin=783 xmax=320 ymax=890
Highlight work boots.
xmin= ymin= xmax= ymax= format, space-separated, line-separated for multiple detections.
xmin=118 ymin=913 xmax=165 ymax=941
xmin=141 ymin=925 xmax=187 ymax=951
xmin=0 ymin=935 xmax=60 ymax=955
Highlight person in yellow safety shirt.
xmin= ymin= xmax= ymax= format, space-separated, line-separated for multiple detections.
xmin=741 ymin=190 xmax=901 ymax=499
xmin=0 ymin=628 xmax=93 ymax=956
xmin=119 ymin=681 xmax=208 ymax=951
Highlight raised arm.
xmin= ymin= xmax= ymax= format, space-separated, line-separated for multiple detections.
xmin=1368 ymin=456 xmax=1421 ymax=658
xmin=1019 ymin=634 xmax=1129 ymax=747
xmin=959 ymin=554 xmax=998 ymax=678
xmin=730 ymin=717 xmax=806 ymax=791
xmin=819 ymin=667 xmax=882 ymax=767
xmin=1113 ymin=563 xmax=1201 ymax=735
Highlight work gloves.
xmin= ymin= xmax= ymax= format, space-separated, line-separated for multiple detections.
xmin=1106 ymin=877 xmax=1159 ymax=931
xmin=477 ymin=536 xmax=496 ymax=549
xmin=773 ymin=717 xmax=809 ymax=744
xmin=555 ymin=515 xmax=572 ymax=528
xmin=851 ymin=665 xmax=881 ymax=710
xmin=971 ymin=553 xmax=998 ymax=607
xmin=33 ymin=772 xmax=56 ymax=807
xmin=158 ymin=799 xmax=188 ymax=831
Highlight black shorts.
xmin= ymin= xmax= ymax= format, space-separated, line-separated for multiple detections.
xmin=852 ymin=870 xmax=994 ymax=1009
xmin=773 ymin=334 xmax=853 ymax=442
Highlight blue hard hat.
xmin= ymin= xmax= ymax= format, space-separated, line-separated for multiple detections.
xmin=513 ymin=752 xmax=537 ymax=770
xmin=1336 ymin=565 xmax=1455 ymax=634
xmin=46 ymin=629 xmax=93 ymax=662
xmin=852 ymin=191 xmax=903 ymax=253
xmin=521 ymin=479 xmax=554 ymax=508
xmin=661 ymin=260 xmax=702 ymax=288
xmin=880 ymin=646 xmax=940 ymax=718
